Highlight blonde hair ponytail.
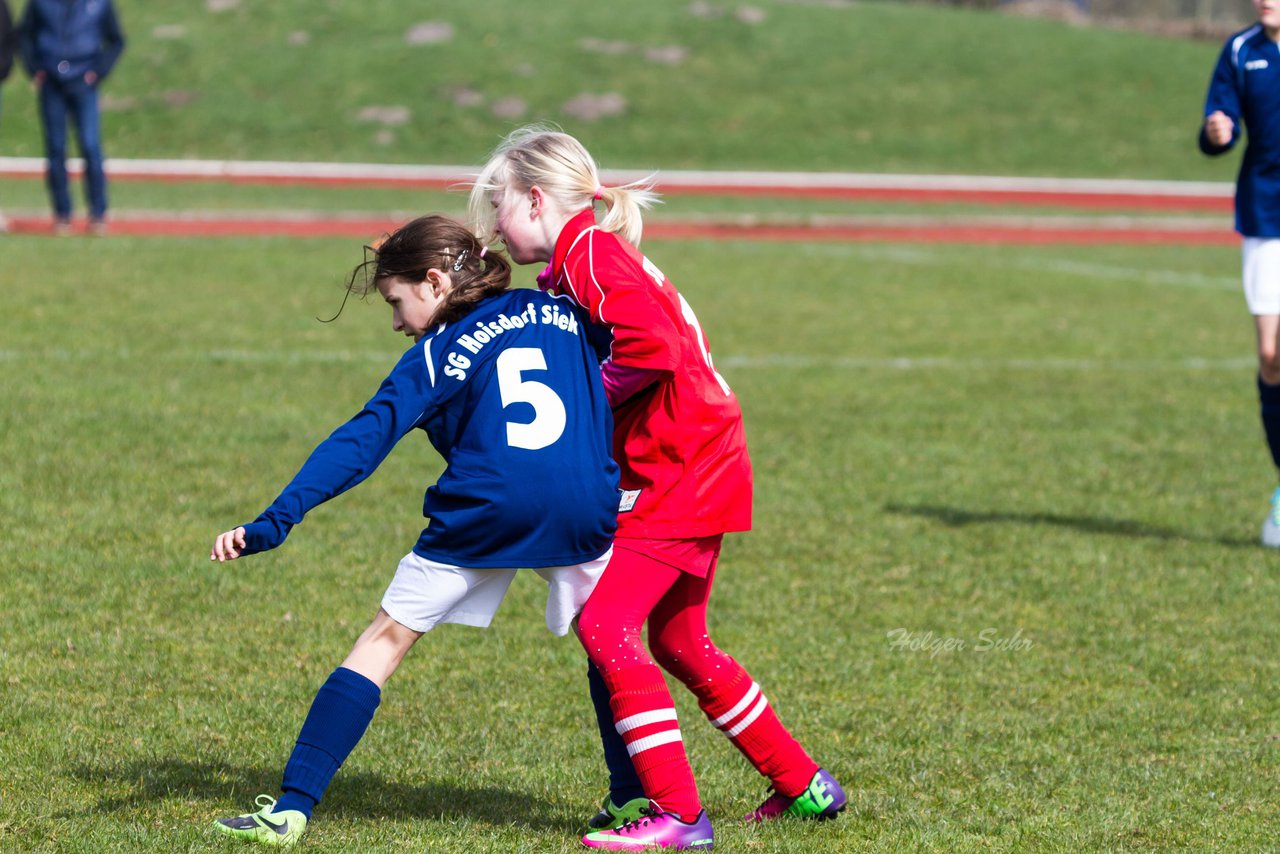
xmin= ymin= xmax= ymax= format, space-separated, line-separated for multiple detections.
xmin=469 ymin=124 xmax=661 ymax=247
xmin=595 ymin=180 xmax=660 ymax=246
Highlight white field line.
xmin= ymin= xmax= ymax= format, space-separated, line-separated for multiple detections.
xmin=0 ymin=348 xmax=1254 ymax=372
xmin=741 ymin=242 xmax=1241 ymax=292
xmin=719 ymin=355 xmax=1256 ymax=372
xmin=0 ymin=156 xmax=1235 ymax=198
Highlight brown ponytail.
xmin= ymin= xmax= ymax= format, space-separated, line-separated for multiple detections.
xmin=346 ymin=215 xmax=512 ymax=325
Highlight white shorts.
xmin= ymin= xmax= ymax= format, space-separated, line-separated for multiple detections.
xmin=1242 ymin=237 xmax=1280 ymax=315
xmin=380 ymin=548 xmax=611 ymax=637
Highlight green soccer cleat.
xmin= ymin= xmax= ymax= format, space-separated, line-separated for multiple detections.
xmin=212 ymin=794 xmax=307 ymax=847
xmin=744 ymin=767 xmax=846 ymax=822
xmin=587 ymin=795 xmax=651 ymax=830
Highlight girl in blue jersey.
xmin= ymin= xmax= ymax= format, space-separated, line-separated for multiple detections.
xmin=207 ymin=214 xmax=619 ymax=847
xmin=1201 ymin=0 xmax=1280 ymax=546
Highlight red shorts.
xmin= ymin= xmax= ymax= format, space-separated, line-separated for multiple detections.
xmin=613 ymin=535 xmax=723 ymax=579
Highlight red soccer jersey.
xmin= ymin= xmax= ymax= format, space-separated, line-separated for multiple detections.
xmin=548 ymin=209 xmax=752 ymax=538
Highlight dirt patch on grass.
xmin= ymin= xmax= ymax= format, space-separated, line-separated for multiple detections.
xmin=644 ymin=46 xmax=688 ymax=64
xmin=405 ymin=22 xmax=455 ymax=45
xmin=562 ymin=92 xmax=628 ymax=121
xmin=490 ymin=97 xmax=528 ymax=120
xmin=579 ymin=37 xmax=632 ymax=55
xmin=151 ymin=24 xmax=187 ymax=39
xmin=356 ymin=106 xmax=411 ymax=126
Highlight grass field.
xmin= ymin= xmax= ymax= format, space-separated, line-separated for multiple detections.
xmin=0 ymin=0 xmax=1242 ymax=179
xmin=3 ymin=230 xmax=1279 ymax=851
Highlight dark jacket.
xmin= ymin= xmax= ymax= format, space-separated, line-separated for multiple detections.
xmin=18 ymin=0 xmax=124 ymax=83
xmin=0 ymin=0 xmax=15 ymax=83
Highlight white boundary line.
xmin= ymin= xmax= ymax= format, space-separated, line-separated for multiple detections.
xmin=0 ymin=348 xmax=1254 ymax=372
xmin=0 ymin=156 xmax=1234 ymax=199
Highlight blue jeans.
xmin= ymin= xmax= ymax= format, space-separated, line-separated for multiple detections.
xmin=38 ymin=76 xmax=108 ymax=221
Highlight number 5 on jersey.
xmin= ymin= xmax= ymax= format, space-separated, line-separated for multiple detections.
xmin=497 ymin=347 xmax=567 ymax=450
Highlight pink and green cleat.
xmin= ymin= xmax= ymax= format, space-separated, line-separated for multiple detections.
xmin=582 ymin=806 xmax=714 ymax=850
xmin=744 ymin=767 xmax=846 ymax=822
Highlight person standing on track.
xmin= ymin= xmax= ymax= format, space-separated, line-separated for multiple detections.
xmin=17 ymin=0 xmax=125 ymax=235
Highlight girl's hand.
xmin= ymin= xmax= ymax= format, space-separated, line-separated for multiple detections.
xmin=211 ymin=527 xmax=248 ymax=562
xmin=1205 ymin=111 xmax=1234 ymax=147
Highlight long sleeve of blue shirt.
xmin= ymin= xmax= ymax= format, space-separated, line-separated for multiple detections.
xmin=240 ymin=344 xmax=434 ymax=556
xmin=1200 ymin=38 xmax=1242 ymax=156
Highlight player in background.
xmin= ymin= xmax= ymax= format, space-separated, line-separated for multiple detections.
xmin=1200 ymin=0 xmax=1280 ymax=546
xmin=207 ymin=214 xmax=619 ymax=847
xmin=470 ymin=127 xmax=846 ymax=851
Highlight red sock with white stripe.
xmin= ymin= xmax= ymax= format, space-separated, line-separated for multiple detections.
xmin=693 ymin=662 xmax=818 ymax=798
xmin=602 ymin=663 xmax=702 ymax=822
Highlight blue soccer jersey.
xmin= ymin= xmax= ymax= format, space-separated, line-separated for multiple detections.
xmin=241 ymin=289 xmax=619 ymax=568
xmin=1201 ymin=25 xmax=1280 ymax=236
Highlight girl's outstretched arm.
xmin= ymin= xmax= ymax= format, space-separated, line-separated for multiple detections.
xmin=216 ymin=342 xmax=436 ymax=560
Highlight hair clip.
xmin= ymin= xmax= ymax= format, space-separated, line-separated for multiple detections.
xmin=452 ymin=249 xmax=470 ymax=271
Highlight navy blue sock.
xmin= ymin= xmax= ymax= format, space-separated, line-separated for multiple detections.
xmin=587 ymin=661 xmax=644 ymax=804
xmin=275 ymin=667 xmax=381 ymax=818
xmin=1259 ymin=375 xmax=1280 ymax=471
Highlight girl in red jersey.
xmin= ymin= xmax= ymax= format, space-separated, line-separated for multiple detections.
xmin=470 ymin=126 xmax=845 ymax=851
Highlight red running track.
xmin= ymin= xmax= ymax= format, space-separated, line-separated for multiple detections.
xmin=3 ymin=214 xmax=1238 ymax=245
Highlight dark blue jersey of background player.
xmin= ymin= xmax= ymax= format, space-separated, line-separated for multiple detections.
xmin=1201 ymin=21 xmax=1280 ymax=236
